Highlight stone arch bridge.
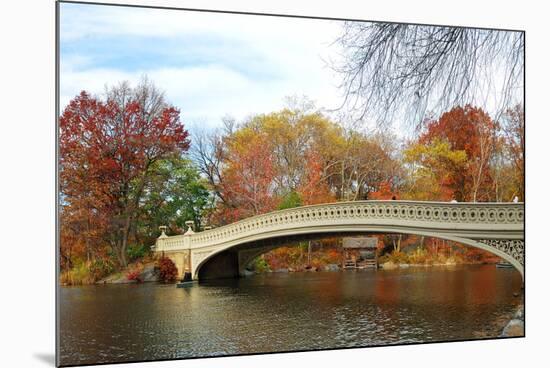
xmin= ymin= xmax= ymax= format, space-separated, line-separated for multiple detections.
xmin=152 ymin=200 xmax=524 ymax=281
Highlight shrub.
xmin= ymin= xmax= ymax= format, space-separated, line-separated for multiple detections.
xmin=126 ymin=262 xmax=144 ymax=282
xmin=325 ymin=249 xmax=342 ymax=264
xmin=157 ymin=257 xmax=178 ymax=283
xmin=385 ymin=251 xmax=410 ymax=264
xmin=60 ymin=272 xmax=71 ymax=285
xmin=253 ymin=257 xmax=270 ymax=273
xmin=310 ymin=258 xmax=323 ymax=270
xmin=60 ymin=262 xmax=95 ymax=285
xmin=89 ymin=258 xmax=115 ymax=280
xmin=126 ymin=269 xmax=142 ymax=282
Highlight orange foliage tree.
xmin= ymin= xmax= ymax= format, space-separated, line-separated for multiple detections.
xmin=218 ymin=132 xmax=277 ymax=223
xmin=297 ymin=150 xmax=334 ymax=205
xmin=369 ymin=180 xmax=398 ymax=200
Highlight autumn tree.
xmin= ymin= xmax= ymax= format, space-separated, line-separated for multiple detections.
xmin=369 ymin=180 xmax=398 ymax=200
xmin=417 ymin=105 xmax=498 ymax=201
xmin=328 ymin=131 xmax=402 ymax=201
xmin=218 ymin=130 xmax=277 ymax=222
xmin=242 ymin=106 xmax=343 ymax=196
xmin=296 ymin=150 xmax=334 ymax=205
xmin=501 ymin=104 xmax=525 ymax=200
xmin=60 ymin=79 xmax=190 ymax=268
xmin=402 ymin=138 xmax=468 ymax=201
xmin=196 ymin=104 xmax=341 ymax=224
xmin=195 ymin=102 xmax=409 ymax=226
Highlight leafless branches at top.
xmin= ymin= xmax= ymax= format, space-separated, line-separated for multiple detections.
xmin=334 ymin=22 xmax=524 ymax=128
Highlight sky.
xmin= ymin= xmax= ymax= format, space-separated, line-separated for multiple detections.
xmin=59 ymin=3 xmax=351 ymax=132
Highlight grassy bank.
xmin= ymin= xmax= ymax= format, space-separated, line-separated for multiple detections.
xmin=60 ymin=253 xmax=180 ymax=286
xmin=60 ymin=255 xmax=156 ymax=286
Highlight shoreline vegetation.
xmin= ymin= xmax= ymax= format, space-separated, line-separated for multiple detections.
xmin=59 ymin=259 xmax=502 ymax=287
xmin=60 ymin=240 xmax=503 ymax=286
xmin=59 ymin=260 xmax=499 ymax=286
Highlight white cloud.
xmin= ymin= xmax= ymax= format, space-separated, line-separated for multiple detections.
xmin=60 ymin=63 xmax=345 ymax=129
xmin=59 ymin=3 xmax=349 ymax=128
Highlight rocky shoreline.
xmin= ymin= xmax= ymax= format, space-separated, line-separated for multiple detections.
xmin=96 ymin=263 xmax=159 ymax=284
xmin=378 ymin=260 xmax=498 ymax=269
xmin=248 ymin=261 xmax=487 ymax=275
xmin=500 ymin=304 xmax=525 ymax=337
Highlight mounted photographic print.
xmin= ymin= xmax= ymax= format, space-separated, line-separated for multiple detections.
xmin=57 ymin=1 xmax=525 ymax=366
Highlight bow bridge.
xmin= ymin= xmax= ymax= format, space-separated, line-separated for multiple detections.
xmin=152 ymin=200 xmax=524 ymax=280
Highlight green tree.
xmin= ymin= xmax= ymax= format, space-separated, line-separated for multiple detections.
xmin=277 ymin=191 xmax=303 ymax=210
xmin=138 ymin=157 xmax=212 ymax=243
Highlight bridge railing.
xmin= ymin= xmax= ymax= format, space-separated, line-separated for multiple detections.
xmin=154 ymin=200 xmax=523 ymax=252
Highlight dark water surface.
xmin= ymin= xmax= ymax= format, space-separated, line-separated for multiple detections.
xmin=59 ymin=265 xmax=523 ymax=366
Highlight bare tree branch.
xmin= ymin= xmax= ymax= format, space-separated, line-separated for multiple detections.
xmin=333 ymin=22 xmax=524 ymax=128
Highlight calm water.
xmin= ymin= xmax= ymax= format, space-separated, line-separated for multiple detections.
xmin=59 ymin=265 xmax=523 ymax=366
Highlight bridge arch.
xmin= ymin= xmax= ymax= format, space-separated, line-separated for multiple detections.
xmin=193 ymin=227 xmax=524 ymax=280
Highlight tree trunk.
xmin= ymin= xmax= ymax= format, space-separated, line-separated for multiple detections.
xmin=307 ymin=241 xmax=312 ymax=266
xmin=114 ymin=215 xmax=132 ymax=269
xmin=397 ymin=234 xmax=402 ymax=252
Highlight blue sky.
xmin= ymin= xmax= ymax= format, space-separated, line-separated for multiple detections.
xmin=59 ymin=3 xmax=348 ymax=130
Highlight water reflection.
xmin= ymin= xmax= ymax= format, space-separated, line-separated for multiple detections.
xmin=59 ymin=265 xmax=522 ymax=365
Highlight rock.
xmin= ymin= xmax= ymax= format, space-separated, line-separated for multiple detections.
xmin=241 ymin=269 xmax=255 ymax=276
xmin=399 ymin=264 xmax=410 ymax=268
xmin=324 ymin=264 xmax=340 ymax=272
xmin=501 ymin=319 xmax=524 ymax=337
xmin=98 ymin=273 xmax=129 ymax=284
xmin=140 ymin=264 xmax=159 ymax=282
xmin=273 ymin=268 xmax=289 ymax=273
xmin=97 ymin=262 xmax=159 ymax=284
xmin=514 ymin=306 xmax=525 ymax=320
xmin=108 ymin=277 xmax=137 ymax=284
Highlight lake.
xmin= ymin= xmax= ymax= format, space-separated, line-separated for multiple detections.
xmin=59 ymin=264 xmax=523 ymax=366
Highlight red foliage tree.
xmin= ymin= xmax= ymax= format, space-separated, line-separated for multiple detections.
xmin=60 ymin=87 xmax=190 ymax=268
xmin=419 ymin=105 xmax=498 ymax=201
